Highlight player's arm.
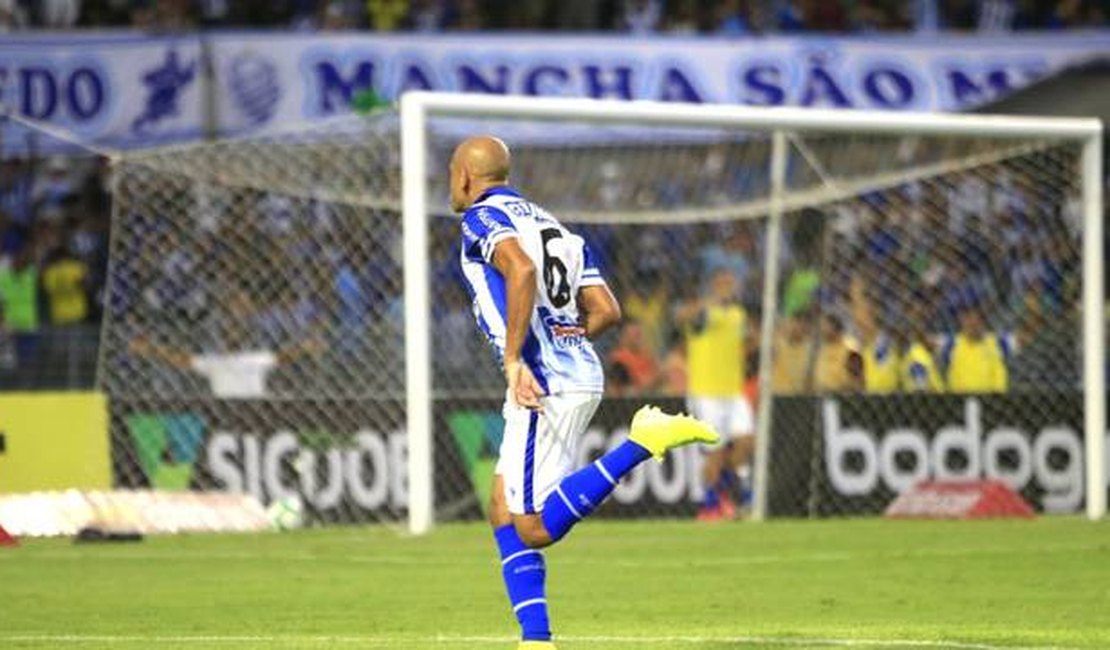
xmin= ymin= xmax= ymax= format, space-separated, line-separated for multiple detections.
xmin=491 ymin=238 xmax=536 ymax=365
xmin=275 ymin=335 xmax=325 ymax=365
xmin=491 ymin=238 xmax=544 ymax=409
xmin=575 ymin=239 xmax=620 ymax=338
xmin=850 ymin=274 xmax=879 ymax=344
xmin=129 ymin=337 xmax=191 ymax=369
xmin=577 ymin=284 xmax=621 ymax=339
xmin=674 ymin=298 xmax=705 ymax=329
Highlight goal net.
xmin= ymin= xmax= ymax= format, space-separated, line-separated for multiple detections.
xmin=100 ymin=94 xmax=1104 ymax=531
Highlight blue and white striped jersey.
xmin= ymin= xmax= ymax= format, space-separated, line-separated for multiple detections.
xmin=459 ymin=186 xmax=606 ymax=395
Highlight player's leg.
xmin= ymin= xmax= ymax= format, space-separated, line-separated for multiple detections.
xmin=715 ymin=436 xmax=754 ymax=517
xmin=689 ymin=397 xmax=732 ymax=520
xmin=706 ymin=397 xmax=756 ymax=519
xmin=515 ymin=397 xmax=717 ymax=548
xmin=726 ymin=396 xmax=756 ymax=514
xmin=698 ymin=444 xmax=731 ymax=519
xmin=509 ymin=393 xmax=599 ymax=549
xmin=491 ymin=407 xmax=553 ymax=644
xmin=728 ymin=435 xmax=755 ymax=472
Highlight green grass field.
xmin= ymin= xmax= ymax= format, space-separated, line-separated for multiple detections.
xmin=1 ymin=518 xmax=1108 ymax=649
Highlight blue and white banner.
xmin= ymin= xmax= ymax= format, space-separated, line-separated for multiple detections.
xmin=0 ymin=33 xmax=204 ymax=151
xmin=1 ymin=31 xmax=1107 ymax=149
xmin=210 ymin=32 xmax=1109 ymax=136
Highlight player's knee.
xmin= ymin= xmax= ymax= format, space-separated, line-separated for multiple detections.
xmin=518 ymin=528 xmax=551 ymax=549
xmin=732 ymin=436 xmax=755 ymax=459
xmin=513 ymin=516 xmax=553 ymax=549
xmin=702 ymin=447 xmax=725 ymax=478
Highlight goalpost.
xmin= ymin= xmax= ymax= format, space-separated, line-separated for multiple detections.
xmin=100 ymin=92 xmax=1102 ymax=534
xmin=400 ymin=92 xmax=1104 ymax=534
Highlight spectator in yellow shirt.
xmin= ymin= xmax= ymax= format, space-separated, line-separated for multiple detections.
xmin=941 ymin=305 xmax=1009 ymax=393
xmin=676 ymin=269 xmax=752 ymax=520
xmin=622 ymin=273 xmax=669 ymax=357
xmin=901 ymin=326 xmax=944 ymax=392
xmin=850 ymin=277 xmax=899 ymax=394
xmin=813 ymin=313 xmax=863 ymax=393
xmin=41 ymin=247 xmax=90 ymax=325
xmin=772 ymin=312 xmax=814 ymax=394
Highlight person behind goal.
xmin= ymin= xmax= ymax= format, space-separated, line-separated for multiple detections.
xmin=449 ymin=136 xmax=718 ymax=649
xmin=676 ymin=268 xmax=755 ymax=521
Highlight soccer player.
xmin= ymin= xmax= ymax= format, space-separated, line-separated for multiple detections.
xmin=676 ymin=268 xmax=753 ymax=521
xmin=449 ymin=136 xmax=717 ymax=650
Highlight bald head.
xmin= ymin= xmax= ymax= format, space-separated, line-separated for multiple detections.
xmin=453 ymin=135 xmax=511 ymax=181
xmin=449 ymin=135 xmax=511 ymax=212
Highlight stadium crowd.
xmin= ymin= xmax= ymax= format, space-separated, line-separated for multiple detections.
xmin=0 ymin=155 xmax=110 ymax=388
xmin=0 ymin=135 xmax=1100 ymax=396
xmin=0 ymin=0 xmax=1105 ymax=32
xmin=429 ymin=137 xmax=1091 ymax=400
xmin=593 ymin=183 xmax=1086 ymax=399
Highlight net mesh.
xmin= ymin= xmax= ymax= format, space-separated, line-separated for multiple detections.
xmin=767 ymin=134 xmax=1084 ymax=516
xmin=100 ymin=109 xmax=1090 ymax=524
xmin=102 ymin=115 xmax=412 ymax=524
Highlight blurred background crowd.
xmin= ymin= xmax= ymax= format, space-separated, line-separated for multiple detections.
xmin=9 ymin=133 xmax=1079 ymax=400
xmin=0 ymin=154 xmax=111 ymax=388
xmin=0 ymin=0 xmax=1105 ymax=397
xmin=0 ymin=0 xmax=1105 ymax=33
xmin=0 ymin=128 xmax=1099 ymax=400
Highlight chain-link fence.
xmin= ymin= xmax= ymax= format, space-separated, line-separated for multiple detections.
xmin=100 ymin=109 xmax=1096 ymax=526
xmin=101 ymin=115 xmax=412 ymax=524
xmin=764 ymin=134 xmax=1086 ymax=516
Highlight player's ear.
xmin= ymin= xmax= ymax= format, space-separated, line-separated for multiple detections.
xmin=461 ymin=164 xmax=472 ymax=196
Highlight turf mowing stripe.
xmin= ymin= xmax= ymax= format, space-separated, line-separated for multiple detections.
xmin=0 ymin=634 xmax=1080 ymax=649
xmin=2 ymin=542 xmax=1101 ymax=567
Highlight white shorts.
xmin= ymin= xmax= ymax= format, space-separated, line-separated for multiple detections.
xmin=686 ymin=396 xmax=754 ymax=442
xmin=496 ymin=392 xmax=601 ymax=515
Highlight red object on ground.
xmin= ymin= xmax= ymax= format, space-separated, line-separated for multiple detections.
xmin=884 ymin=480 xmax=1036 ymax=519
xmin=0 ymin=523 xmax=18 ymax=547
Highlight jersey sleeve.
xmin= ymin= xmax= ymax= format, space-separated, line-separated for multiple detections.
xmin=460 ymin=205 xmax=517 ymax=264
xmin=580 ymin=241 xmax=607 ymax=287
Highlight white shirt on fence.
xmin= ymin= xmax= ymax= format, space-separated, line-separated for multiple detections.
xmin=191 ymin=351 xmax=277 ymax=398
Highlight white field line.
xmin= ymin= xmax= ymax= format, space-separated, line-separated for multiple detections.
xmin=0 ymin=634 xmax=1082 ymax=650
xmin=1 ymin=542 xmax=1102 ymax=567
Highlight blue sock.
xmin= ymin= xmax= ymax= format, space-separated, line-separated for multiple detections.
xmin=711 ymin=467 xmax=739 ymax=504
xmin=541 ymin=440 xmax=650 ymax=542
xmin=718 ymin=467 xmax=739 ymax=493
xmin=702 ymin=486 xmax=720 ymax=509
xmin=494 ymin=525 xmax=550 ymax=641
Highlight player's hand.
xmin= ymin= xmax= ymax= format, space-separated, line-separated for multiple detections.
xmin=505 ymin=358 xmax=545 ymax=411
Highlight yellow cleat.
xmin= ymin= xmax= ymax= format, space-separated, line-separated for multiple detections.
xmin=518 ymin=642 xmax=557 ymax=649
xmin=628 ymin=404 xmax=720 ymax=462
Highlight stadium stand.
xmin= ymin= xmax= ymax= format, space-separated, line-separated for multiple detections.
xmin=0 ymin=0 xmax=1105 ymax=32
